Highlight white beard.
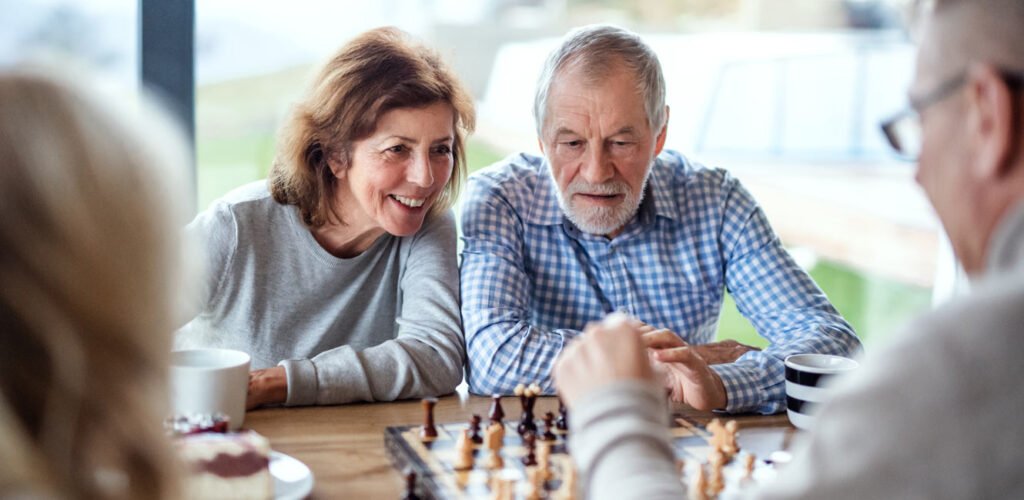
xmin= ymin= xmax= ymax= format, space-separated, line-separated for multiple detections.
xmin=554 ymin=174 xmax=650 ymax=236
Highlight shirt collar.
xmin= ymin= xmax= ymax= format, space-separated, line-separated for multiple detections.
xmin=523 ymin=161 xmax=565 ymax=226
xmin=524 ymin=154 xmax=685 ymax=228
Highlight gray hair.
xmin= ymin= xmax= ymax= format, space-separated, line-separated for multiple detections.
xmin=533 ymin=24 xmax=667 ymax=135
xmin=923 ymin=0 xmax=1024 ymax=70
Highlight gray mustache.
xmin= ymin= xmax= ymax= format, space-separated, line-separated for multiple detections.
xmin=567 ymin=181 xmax=628 ymax=196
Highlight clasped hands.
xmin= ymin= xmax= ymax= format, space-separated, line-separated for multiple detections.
xmin=554 ymin=317 xmax=759 ymax=412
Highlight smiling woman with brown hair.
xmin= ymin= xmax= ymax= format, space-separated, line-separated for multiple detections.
xmin=177 ymin=27 xmax=474 ymax=410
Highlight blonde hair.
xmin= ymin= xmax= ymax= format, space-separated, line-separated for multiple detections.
xmin=0 ymin=69 xmax=187 ymax=499
xmin=269 ymin=26 xmax=476 ymax=227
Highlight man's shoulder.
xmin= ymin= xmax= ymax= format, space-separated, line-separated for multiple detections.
xmin=916 ymin=273 xmax=1024 ymax=353
xmin=465 ymin=153 xmax=557 ymax=219
xmin=469 ymin=153 xmax=548 ymax=194
xmin=653 ymin=150 xmax=734 ymax=192
xmin=872 ymin=273 xmax=1024 ymax=386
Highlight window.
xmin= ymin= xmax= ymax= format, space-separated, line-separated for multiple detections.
xmin=192 ymin=0 xmax=928 ymax=345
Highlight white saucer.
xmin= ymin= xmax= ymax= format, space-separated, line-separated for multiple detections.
xmin=271 ymin=451 xmax=314 ymax=500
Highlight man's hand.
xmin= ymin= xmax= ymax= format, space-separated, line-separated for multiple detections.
xmin=553 ymin=320 xmax=656 ymax=410
xmin=247 ymin=366 xmax=288 ymax=410
xmin=643 ymin=328 xmax=760 ymax=365
xmin=652 ymin=348 xmax=729 ymax=411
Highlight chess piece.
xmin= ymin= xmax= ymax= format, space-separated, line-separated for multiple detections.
xmin=689 ymin=464 xmax=708 ymax=500
xmin=402 ymin=469 xmax=421 ymax=500
xmin=489 ymin=394 xmax=505 ymax=426
xmin=554 ymin=456 xmax=577 ymax=500
xmin=516 ymin=383 xmax=538 ymax=436
xmin=487 ymin=421 xmax=505 ymax=445
xmin=469 ymin=414 xmax=483 ymax=445
xmin=541 ymin=412 xmax=557 ymax=441
xmin=524 ymin=466 xmax=543 ymax=500
xmin=490 ymin=475 xmax=514 ymax=500
xmin=707 ymin=419 xmax=725 ymax=449
xmin=420 ymin=397 xmax=438 ymax=440
xmin=708 ymin=449 xmax=726 ymax=469
xmin=707 ymin=418 xmax=738 ymax=461
xmin=744 ymin=454 xmax=756 ymax=480
xmin=453 ymin=429 xmax=474 ymax=470
xmin=486 ymin=448 xmax=504 ymax=469
xmin=484 ymin=423 xmax=505 ymax=469
xmin=537 ymin=440 xmax=552 ymax=481
xmin=724 ymin=420 xmax=740 ymax=456
xmin=521 ymin=431 xmax=538 ymax=466
xmin=556 ymin=396 xmax=569 ymax=431
xmin=709 ymin=461 xmax=725 ymax=497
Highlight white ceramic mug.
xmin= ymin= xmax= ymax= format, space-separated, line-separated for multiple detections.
xmin=170 ymin=348 xmax=251 ymax=430
xmin=784 ymin=353 xmax=859 ymax=430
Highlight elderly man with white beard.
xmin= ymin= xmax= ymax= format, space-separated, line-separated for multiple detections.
xmin=459 ymin=24 xmax=860 ymax=414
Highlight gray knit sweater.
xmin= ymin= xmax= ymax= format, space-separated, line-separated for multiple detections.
xmin=176 ymin=181 xmax=465 ymax=406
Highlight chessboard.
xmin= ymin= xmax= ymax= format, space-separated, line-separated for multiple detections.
xmin=384 ymin=392 xmax=797 ymax=500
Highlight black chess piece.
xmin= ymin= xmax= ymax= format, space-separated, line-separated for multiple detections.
xmin=556 ymin=396 xmax=569 ymax=431
xmin=541 ymin=411 xmax=556 ymax=441
xmin=521 ymin=431 xmax=538 ymax=466
xmin=517 ymin=391 xmax=537 ymax=436
xmin=489 ymin=394 xmax=505 ymax=425
xmin=469 ymin=414 xmax=483 ymax=445
xmin=420 ymin=398 xmax=438 ymax=439
xmin=402 ymin=469 xmax=421 ymax=500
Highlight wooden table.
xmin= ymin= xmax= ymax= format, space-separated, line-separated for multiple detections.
xmin=246 ymin=392 xmax=793 ymax=499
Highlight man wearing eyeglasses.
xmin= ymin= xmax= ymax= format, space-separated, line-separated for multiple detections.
xmin=552 ymin=1 xmax=1024 ymax=498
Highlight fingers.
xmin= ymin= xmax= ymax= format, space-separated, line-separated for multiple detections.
xmin=624 ymin=317 xmax=657 ymax=334
xmin=652 ymin=347 xmax=706 ymax=376
xmin=244 ymin=367 xmax=288 ymax=410
xmin=688 ymin=341 xmax=760 ymax=365
xmin=652 ymin=349 xmax=728 ymax=410
xmin=554 ymin=318 xmax=659 ymax=407
xmin=641 ymin=329 xmax=688 ymax=349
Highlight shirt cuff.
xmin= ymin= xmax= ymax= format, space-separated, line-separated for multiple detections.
xmin=711 ymin=362 xmax=783 ymax=414
xmin=278 ymin=359 xmax=317 ymax=407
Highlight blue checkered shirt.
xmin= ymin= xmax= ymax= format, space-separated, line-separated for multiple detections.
xmin=460 ymin=150 xmax=861 ymax=414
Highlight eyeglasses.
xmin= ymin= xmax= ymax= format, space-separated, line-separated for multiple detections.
xmin=880 ymin=70 xmax=1024 ymax=161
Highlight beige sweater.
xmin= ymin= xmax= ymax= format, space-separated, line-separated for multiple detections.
xmin=571 ymin=203 xmax=1024 ymax=499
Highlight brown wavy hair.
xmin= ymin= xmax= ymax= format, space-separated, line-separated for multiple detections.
xmin=270 ymin=27 xmax=476 ymax=227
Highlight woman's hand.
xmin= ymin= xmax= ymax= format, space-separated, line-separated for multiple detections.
xmin=247 ymin=366 xmax=288 ymax=410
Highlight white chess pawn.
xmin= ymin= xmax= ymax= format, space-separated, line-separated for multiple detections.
xmin=453 ymin=429 xmax=474 ymax=470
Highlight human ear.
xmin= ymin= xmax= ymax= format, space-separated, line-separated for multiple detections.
xmin=653 ymin=105 xmax=670 ymax=156
xmin=966 ymin=64 xmax=1016 ymax=181
xmin=325 ymin=150 xmax=347 ymax=179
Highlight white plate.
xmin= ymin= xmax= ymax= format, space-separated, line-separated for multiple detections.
xmin=271 ymin=451 xmax=314 ymax=500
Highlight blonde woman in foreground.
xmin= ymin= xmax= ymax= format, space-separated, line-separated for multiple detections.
xmin=0 ymin=70 xmax=189 ymax=499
